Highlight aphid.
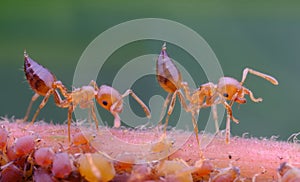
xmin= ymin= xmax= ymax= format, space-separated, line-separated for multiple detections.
xmin=33 ymin=168 xmax=54 ymax=182
xmin=127 ymin=164 xmax=153 ymax=182
xmin=156 ymin=43 xmax=200 ymax=150
xmin=34 ymin=147 xmax=55 ymax=168
xmin=211 ymin=166 xmax=240 ymax=182
xmin=150 ymin=136 xmax=173 ymax=153
xmin=23 ymin=51 xmax=68 ymax=124
xmin=190 ymin=68 xmax=278 ymax=143
xmin=192 ymin=159 xmax=214 ymax=181
xmin=6 ymin=146 xmax=17 ymax=161
xmin=277 ymin=162 xmax=300 ymax=182
xmin=77 ymin=153 xmax=115 ymax=182
xmin=0 ymin=163 xmax=23 ymax=182
xmin=0 ymin=127 xmax=8 ymax=151
xmin=72 ymin=132 xmax=89 ymax=146
xmin=156 ymin=159 xmax=194 ymax=182
xmin=14 ymin=135 xmax=35 ymax=157
xmin=114 ymin=153 xmax=136 ymax=173
xmin=51 ymin=152 xmax=72 ymax=179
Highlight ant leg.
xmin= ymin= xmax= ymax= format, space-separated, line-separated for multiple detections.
xmin=191 ymin=109 xmax=201 ymax=152
xmin=222 ymin=101 xmax=239 ymax=124
xmin=212 ymin=104 xmax=220 ymax=133
xmin=176 ymin=91 xmax=188 ymax=111
xmin=110 ymin=111 xmax=121 ymax=128
xmin=121 ymin=89 xmax=151 ymax=118
xmin=222 ymin=101 xmax=238 ymax=144
xmin=244 ymin=88 xmax=263 ymax=103
xmin=53 ymin=81 xmax=69 ymax=98
xmin=90 ymin=105 xmax=99 ymax=130
xmin=177 ymin=90 xmax=202 ymax=155
xmin=241 ymin=68 xmax=279 ymax=86
xmin=158 ymin=93 xmax=172 ymax=126
xmin=67 ymin=105 xmax=74 ymax=143
xmin=53 ymin=90 xmax=69 ymax=108
xmin=181 ymin=82 xmax=192 ymax=102
xmin=23 ymin=93 xmax=39 ymax=122
xmin=89 ymin=80 xmax=99 ymax=91
xmin=163 ymin=92 xmax=177 ymax=136
xmin=225 ymin=108 xmax=231 ymax=144
xmin=30 ymin=90 xmax=53 ymax=124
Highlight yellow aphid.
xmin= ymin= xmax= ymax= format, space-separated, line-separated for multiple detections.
xmin=156 ymin=159 xmax=193 ymax=182
xmin=78 ymin=153 xmax=115 ymax=182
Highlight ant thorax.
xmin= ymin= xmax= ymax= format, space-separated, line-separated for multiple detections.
xmin=71 ymin=86 xmax=96 ymax=108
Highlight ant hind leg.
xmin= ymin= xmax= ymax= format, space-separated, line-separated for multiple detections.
xmin=163 ymin=92 xmax=177 ymax=137
xmin=30 ymin=90 xmax=53 ymax=124
xmin=23 ymin=93 xmax=39 ymax=122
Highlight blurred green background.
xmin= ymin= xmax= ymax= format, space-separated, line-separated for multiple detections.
xmin=1 ymin=1 xmax=299 ymax=141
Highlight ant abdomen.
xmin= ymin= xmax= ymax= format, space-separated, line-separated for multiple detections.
xmin=156 ymin=43 xmax=182 ymax=93
xmin=24 ymin=51 xmax=56 ymax=96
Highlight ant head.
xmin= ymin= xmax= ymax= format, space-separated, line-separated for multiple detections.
xmin=95 ymin=85 xmax=122 ymax=112
xmin=217 ymin=77 xmax=243 ymax=101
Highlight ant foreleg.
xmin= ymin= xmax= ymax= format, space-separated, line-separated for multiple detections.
xmin=121 ymin=89 xmax=151 ymax=119
xmin=241 ymin=68 xmax=279 ymax=86
xmin=244 ymin=88 xmax=263 ymax=103
xmin=212 ymin=104 xmax=220 ymax=134
xmin=225 ymin=108 xmax=231 ymax=144
xmin=90 ymin=105 xmax=99 ymax=130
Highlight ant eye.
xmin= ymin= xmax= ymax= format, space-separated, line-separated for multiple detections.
xmin=223 ymin=93 xmax=229 ymax=97
xmin=102 ymin=101 xmax=108 ymax=106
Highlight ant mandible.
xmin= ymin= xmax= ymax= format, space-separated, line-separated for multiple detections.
xmin=188 ymin=67 xmax=278 ymax=143
xmin=24 ymin=51 xmax=151 ymax=142
xmin=156 ymin=43 xmax=200 ymax=150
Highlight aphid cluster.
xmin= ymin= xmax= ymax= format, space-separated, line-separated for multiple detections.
xmin=0 ymin=126 xmax=111 ymax=181
xmin=0 ymin=125 xmax=240 ymax=182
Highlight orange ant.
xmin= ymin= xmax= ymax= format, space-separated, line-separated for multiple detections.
xmin=188 ymin=67 xmax=278 ymax=143
xmin=156 ymin=43 xmax=200 ymax=151
xmin=24 ymin=51 xmax=151 ymax=142
xmin=56 ymin=81 xmax=151 ymax=142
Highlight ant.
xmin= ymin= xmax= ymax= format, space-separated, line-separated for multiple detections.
xmin=156 ymin=43 xmax=200 ymax=151
xmin=188 ymin=67 xmax=278 ymax=143
xmin=55 ymin=80 xmax=151 ymax=142
xmin=24 ymin=51 xmax=151 ymax=142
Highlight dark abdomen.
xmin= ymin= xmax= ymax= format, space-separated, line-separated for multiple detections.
xmin=24 ymin=54 xmax=56 ymax=96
